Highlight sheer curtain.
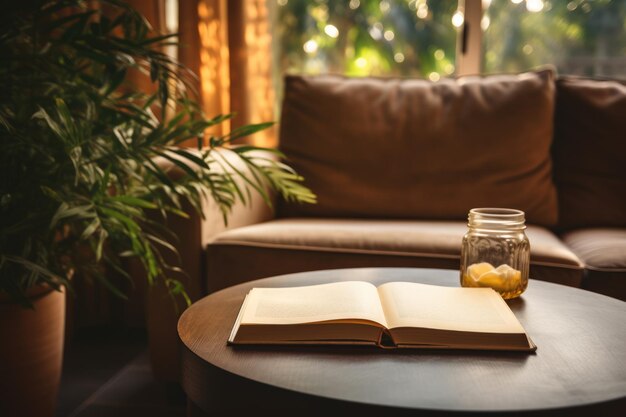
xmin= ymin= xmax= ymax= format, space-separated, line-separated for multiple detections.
xmin=177 ymin=0 xmax=277 ymax=146
xmin=70 ymin=0 xmax=277 ymax=331
xmin=124 ymin=0 xmax=277 ymax=381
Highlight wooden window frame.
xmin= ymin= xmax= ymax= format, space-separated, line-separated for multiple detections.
xmin=456 ymin=0 xmax=483 ymax=76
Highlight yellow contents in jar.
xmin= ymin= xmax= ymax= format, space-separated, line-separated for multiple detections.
xmin=463 ymin=262 xmax=524 ymax=299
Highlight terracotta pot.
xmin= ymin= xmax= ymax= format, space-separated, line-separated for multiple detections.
xmin=0 ymin=286 xmax=66 ymax=417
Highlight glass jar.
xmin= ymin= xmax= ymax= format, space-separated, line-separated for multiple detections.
xmin=460 ymin=208 xmax=530 ymax=299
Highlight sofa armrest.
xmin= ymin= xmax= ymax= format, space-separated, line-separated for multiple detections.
xmin=199 ymin=187 xmax=275 ymax=257
xmin=144 ymin=147 xmax=275 ymax=382
xmin=155 ymin=146 xmax=277 ymax=298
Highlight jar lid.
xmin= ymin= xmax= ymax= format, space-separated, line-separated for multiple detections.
xmin=468 ymin=208 xmax=526 ymax=230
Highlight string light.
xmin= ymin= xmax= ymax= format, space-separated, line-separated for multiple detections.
xmin=369 ymin=23 xmax=383 ymax=40
xmin=481 ymin=15 xmax=490 ymax=31
xmin=384 ymin=30 xmax=395 ymax=41
xmin=349 ymin=0 xmax=360 ymax=9
xmin=526 ymin=0 xmax=544 ymax=12
xmin=452 ymin=11 xmax=464 ymax=28
xmin=428 ymin=72 xmax=441 ymax=82
xmin=355 ymin=57 xmax=367 ymax=68
xmin=324 ymin=24 xmax=339 ymax=38
xmin=394 ymin=52 xmax=405 ymax=63
xmin=416 ymin=4 xmax=428 ymax=19
xmin=303 ymin=39 xmax=318 ymax=54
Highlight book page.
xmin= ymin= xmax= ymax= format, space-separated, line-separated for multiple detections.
xmin=377 ymin=282 xmax=525 ymax=334
xmin=240 ymin=281 xmax=388 ymax=327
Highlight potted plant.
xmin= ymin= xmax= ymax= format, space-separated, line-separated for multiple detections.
xmin=0 ymin=1 xmax=315 ymax=416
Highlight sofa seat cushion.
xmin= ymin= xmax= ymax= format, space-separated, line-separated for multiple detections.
xmin=279 ymin=70 xmax=558 ymax=226
xmin=205 ymin=218 xmax=583 ymax=293
xmin=561 ymin=229 xmax=626 ymax=300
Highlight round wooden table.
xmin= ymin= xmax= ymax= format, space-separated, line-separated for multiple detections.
xmin=178 ymin=268 xmax=626 ymax=416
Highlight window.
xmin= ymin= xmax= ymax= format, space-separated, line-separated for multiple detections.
xmin=483 ymin=0 xmax=626 ymax=77
xmin=272 ymin=0 xmax=458 ymax=80
xmin=270 ymin=0 xmax=626 ymax=79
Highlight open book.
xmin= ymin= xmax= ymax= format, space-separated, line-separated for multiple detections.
xmin=228 ymin=281 xmax=536 ymax=352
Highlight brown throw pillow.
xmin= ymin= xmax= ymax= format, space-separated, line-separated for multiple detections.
xmin=553 ymin=77 xmax=626 ymax=229
xmin=279 ymin=70 xmax=558 ymax=226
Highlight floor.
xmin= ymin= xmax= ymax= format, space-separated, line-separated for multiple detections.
xmin=57 ymin=327 xmax=185 ymax=417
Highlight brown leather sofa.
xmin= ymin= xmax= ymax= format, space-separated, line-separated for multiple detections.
xmin=205 ymin=70 xmax=626 ymax=297
xmin=152 ymin=69 xmax=626 ymax=381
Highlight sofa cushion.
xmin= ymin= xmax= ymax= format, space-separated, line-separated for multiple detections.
xmin=553 ymin=77 xmax=626 ymax=229
xmin=561 ymin=229 xmax=626 ymax=301
xmin=279 ymin=70 xmax=558 ymax=226
xmin=205 ymin=218 xmax=583 ymax=293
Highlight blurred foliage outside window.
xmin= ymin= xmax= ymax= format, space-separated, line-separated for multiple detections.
xmin=270 ymin=0 xmax=458 ymax=102
xmin=271 ymin=0 xmax=626 ymax=87
xmin=483 ymin=0 xmax=626 ymax=77
xmin=272 ymin=0 xmax=458 ymax=78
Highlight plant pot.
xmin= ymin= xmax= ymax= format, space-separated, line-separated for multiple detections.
xmin=0 ymin=286 xmax=66 ymax=417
